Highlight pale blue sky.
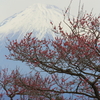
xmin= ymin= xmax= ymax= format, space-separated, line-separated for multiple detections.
xmin=0 ymin=0 xmax=100 ymax=22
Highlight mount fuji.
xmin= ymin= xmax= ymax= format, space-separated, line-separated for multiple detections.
xmin=0 ymin=3 xmax=66 ymax=72
xmin=0 ymin=3 xmax=65 ymax=42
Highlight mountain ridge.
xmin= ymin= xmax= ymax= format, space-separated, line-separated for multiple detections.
xmin=0 ymin=3 xmax=65 ymax=41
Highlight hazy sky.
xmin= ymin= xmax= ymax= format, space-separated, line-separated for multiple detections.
xmin=0 ymin=0 xmax=100 ymax=22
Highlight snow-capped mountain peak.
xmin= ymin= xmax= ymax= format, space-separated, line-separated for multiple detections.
xmin=0 ymin=3 xmax=64 ymax=41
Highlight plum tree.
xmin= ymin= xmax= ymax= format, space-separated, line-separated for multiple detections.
xmin=6 ymin=3 xmax=100 ymax=100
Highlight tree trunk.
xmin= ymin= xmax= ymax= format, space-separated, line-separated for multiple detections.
xmin=10 ymin=97 xmax=13 ymax=100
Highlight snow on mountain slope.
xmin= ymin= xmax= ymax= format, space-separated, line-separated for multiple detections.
xmin=0 ymin=3 xmax=67 ymax=73
xmin=0 ymin=3 xmax=65 ymax=42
